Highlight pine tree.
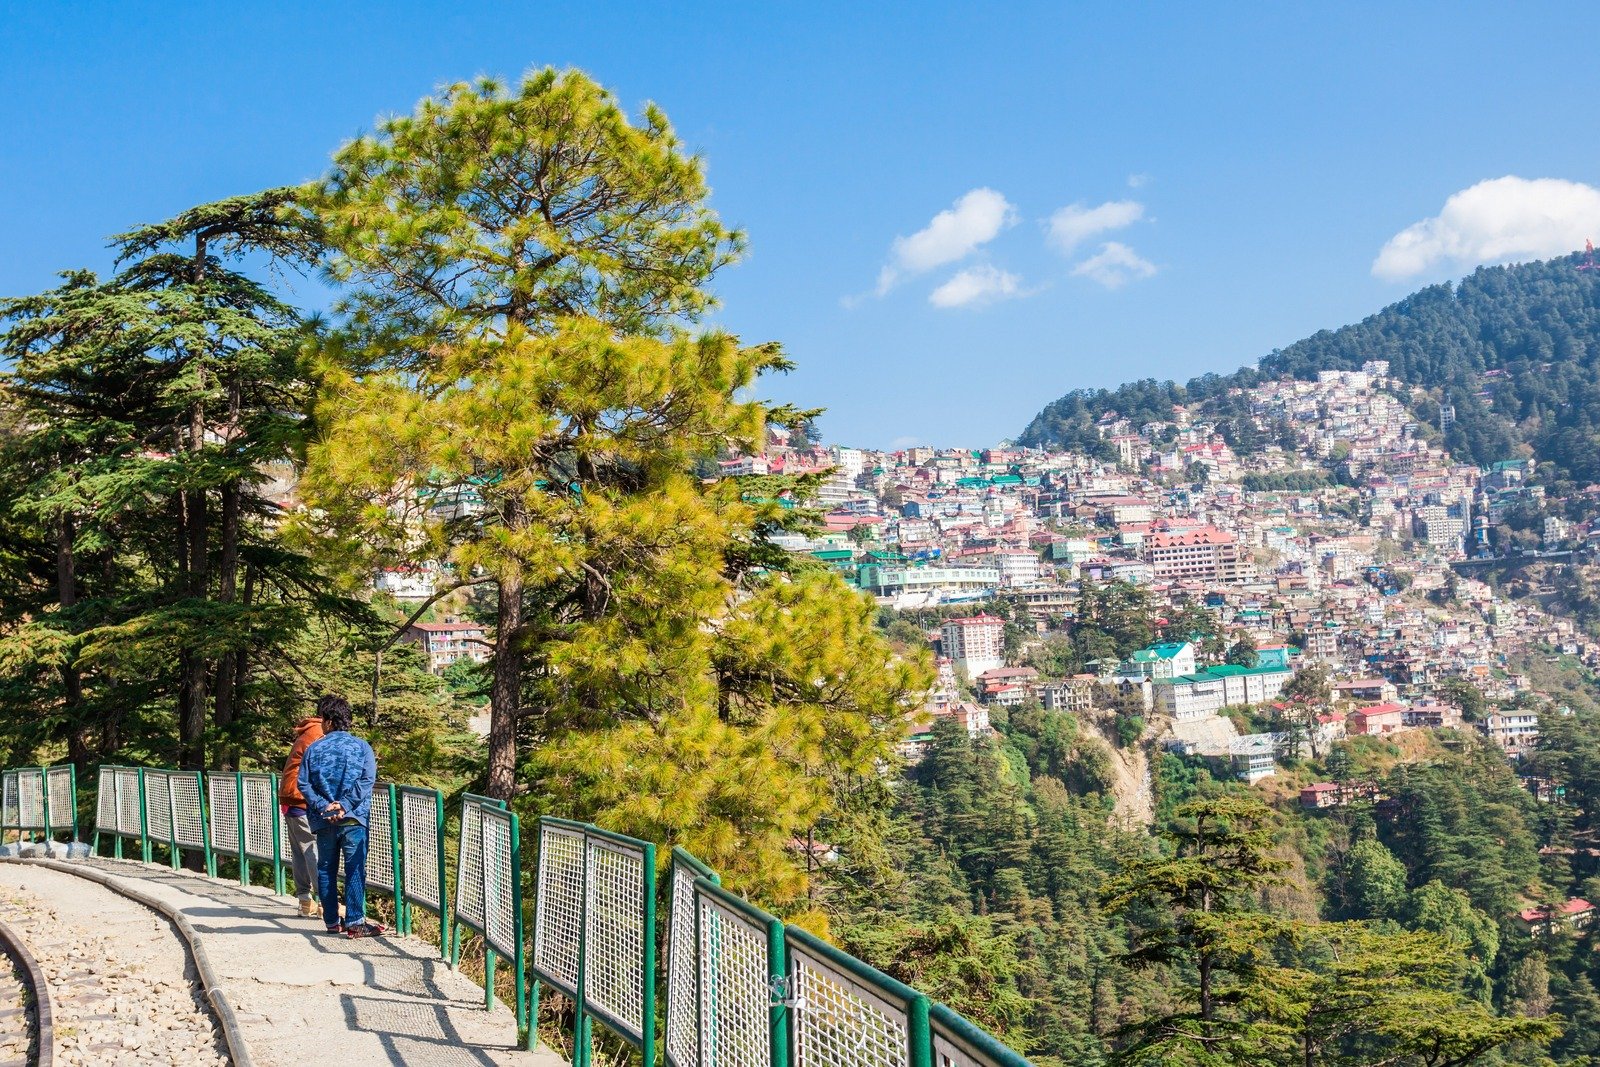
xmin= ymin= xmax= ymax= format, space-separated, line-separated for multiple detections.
xmin=306 ymin=68 xmax=745 ymax=799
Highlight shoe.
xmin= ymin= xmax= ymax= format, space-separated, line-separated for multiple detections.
xmin=345 ymin=921 xmax=386 ymax=939
xmin=326 ymin=922 xmax=345 ymax=934
xmin=298 ymin=899 xmax=317 ymax=918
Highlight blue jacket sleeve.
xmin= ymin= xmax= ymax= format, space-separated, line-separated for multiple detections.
xmin=299 ymin=741 xmax=331 ymax=815
xmin=354 ymin=742 xmax=376 ymax=812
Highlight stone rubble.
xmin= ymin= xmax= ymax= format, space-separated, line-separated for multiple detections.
xmin=0 ymin=880 xmax=229 ymax=1066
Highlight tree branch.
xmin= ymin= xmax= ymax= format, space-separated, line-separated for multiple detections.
xmin=381 ymin=574 xmax=496 ymax=651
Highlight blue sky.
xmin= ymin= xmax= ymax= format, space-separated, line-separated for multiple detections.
xmin=5 ymin=4 xmax=1600 ymax=448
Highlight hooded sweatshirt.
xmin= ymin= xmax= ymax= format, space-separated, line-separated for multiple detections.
xmin=278 ymin=717 xmax=325 ymax=811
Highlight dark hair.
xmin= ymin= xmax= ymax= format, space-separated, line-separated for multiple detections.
xmin=317 ymin=694 xmax=353 ymax=732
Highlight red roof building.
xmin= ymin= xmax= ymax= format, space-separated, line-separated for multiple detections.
xmin=1347 ymin=702 xmax=1407 ymax=736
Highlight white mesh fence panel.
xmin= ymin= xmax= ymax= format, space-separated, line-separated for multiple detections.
xmin=17 ymin=770 xmax=45 ymax=831
xmin=208 ymin=773 xmax=240 ymax=855
xmin=368 ymin=787 xmax=395 ymax=893
xmin=482 ymin=807 xmax=518 ymax=959
xmin=46 ymin=767 xmax=73 ymax=834
xmin=585 ymin=835 xmax=648 ymax=1040
xmin=454 ymin=800 xmax=488 ymax=932
xmin=790 ymin=941 xmax=911 ymax=1067
xmin=171 ymin=774 xmax=206 ymax=849
xmin=667 ymin=860 xmax=701 ymax=1067
xmin=93 ymin=769 xmax=113 ymax=834
xmin=144 ymin=771 xmax=173 ymax=843
xmin=2 ymin=773 xmax=18 ymax=829
xmin=115 ymin=768 xmax=140 ymax=837
xmin=532 ymin=822 xmax=585 ymax=995
xmin=241 ymin=773 xmax=276 ymax=862
xmin=696 ymin=890 xmax=771 ymax=1067
xmin=399 ymin=789 xmax=441 ymax=913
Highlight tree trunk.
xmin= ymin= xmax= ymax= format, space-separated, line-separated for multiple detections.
xmin=212 ymin=479 xmax=241 ymax=769
xmin=177 ymin=232 xmax=211 ymax=772
xmin=56 ymin=516 xmax=89 ymax=772
xmin=486 ymin=572 xmax=523 ymax=801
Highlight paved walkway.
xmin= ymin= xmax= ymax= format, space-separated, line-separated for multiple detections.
xmin=0 ymin=857 xmax=565 ymax=1067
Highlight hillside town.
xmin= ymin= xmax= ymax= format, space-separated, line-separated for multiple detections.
xmin=702 ymin=361 xmax=1596 ymax=789
xmin=357 ymin=362 xmax=1600 ymax=793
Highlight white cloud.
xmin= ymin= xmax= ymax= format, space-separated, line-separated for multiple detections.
xmin=1071 ymin=242 xmax=1157 ymax=289
xmin=929 ymin=265 xmax=1022 ymax=308
xmin=1127 ymin=173 xmax=1151 ymax=189
xmin=1374 ymin=176 xmax=1600 ymax=280
xmin=874 ymin=188 xmax=1015 ymax=295
xmin=1048 ymin=199 xmax=1144 ymax=252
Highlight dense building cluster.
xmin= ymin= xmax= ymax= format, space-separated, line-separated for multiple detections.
xmin=708 ymin=367 xmax=1600 ymax=781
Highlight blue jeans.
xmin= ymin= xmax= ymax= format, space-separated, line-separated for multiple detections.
xmin=315 ymin=821 xmax=368 ymax=928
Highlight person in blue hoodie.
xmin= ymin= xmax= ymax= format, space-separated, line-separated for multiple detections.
xmin=297 ymin=695 xmax=385 ymax=939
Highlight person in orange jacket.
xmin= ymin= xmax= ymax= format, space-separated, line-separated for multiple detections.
xmin=279 ymin=707 xmax=327 ymax=917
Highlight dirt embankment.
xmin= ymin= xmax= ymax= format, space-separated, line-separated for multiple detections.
xmin=1083 ymin=709 xmax=1158 ymax=826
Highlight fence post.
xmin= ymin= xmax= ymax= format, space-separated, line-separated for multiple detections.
xmin=67 ymin=764 xmax=78 ymax=841
xmin=769 ymin=916 xmax=789 ymax=1067
xmin=390 ymin=786 xmax=405 ymax=935
xmin=200 ymin=772 xmax=215 ymax=877
xmin=272 ymin=774 xmax=286 ymax=895
xmin=508 ymin=813 xmax=527 ymax=1051
xmin=114 ymin=769 xmax=124 ymax=859
xmin=236 ymin=773 xmax=247 ymax=886
xmin=640 ymin=847 xmax=657 ymax=1067
xmin=167 ymin=771 xmax=181 ymax=869
xmin=138 ymin=768 xmax=151 ymax=863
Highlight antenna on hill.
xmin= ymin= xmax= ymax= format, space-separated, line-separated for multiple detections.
xmin=1580 ymin=239 xmax=1599 ymax=271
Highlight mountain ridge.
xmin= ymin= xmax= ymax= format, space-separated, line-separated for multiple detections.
xmin=1020 ymin=252 xmax=1600 ymax=487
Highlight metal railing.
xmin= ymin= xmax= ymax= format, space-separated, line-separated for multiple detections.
xmin=49 ymin=761 xmax=1036 ymax=1066
xmin=367 ymin=782 xmax=402 ymax=920
xmin=667 ymin=848 xmax=719 ymax=1067
xmin=1 ymin=764 xmax=77 ymax=844
xmin=398 ymin=785 xmax=449 ymax=959
xmin=453 ymin=796 xmax=526 ymax=1028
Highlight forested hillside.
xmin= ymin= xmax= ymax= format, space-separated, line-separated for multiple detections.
xmin=1020 ymin=254 xmax=1600 ymax=486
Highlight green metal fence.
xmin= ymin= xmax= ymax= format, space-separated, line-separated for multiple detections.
xmin=205 ymin=771 xmax=243 ymax=878
xmin=142 ymin=768 xmax=174 ymax=862
xmin=694 ymin=875 xmax=787 ymax=1067
xmin=1 ymin=765 xmax=74 ymax=843
xmin=92 ymin=765 xmax=146 ymax=858
xmin=241 ymin=771 xmax=283 ymax=893
xmin=452 ymin=799 xmax=527 ymax=1034
xmin=450 ymin=794 xmax=505 ymax=964
xmin=785 ymin=924 xmax=930 ymax=1067
xmin=44 ymin=765 xmax=77 ymax=842
xmin=398 ymin=785 xmax=449 ymax=959
xmin=531 ymin=817 xmax=587 ymax=1011
xmin=528 ymin=818 xmax=657 ymax=1065
xmin=583 ymin=826 xmax=658 ymax=1060
xmin=367 ymin=783 xmax=402 ymax=925
xmin=1 ymin=771 xmax=16 ymax=839
xmin=60 ymin=763 xmax=1035 ymax=1067
xmin=666 ymin=848 xmax=718 ymax=1067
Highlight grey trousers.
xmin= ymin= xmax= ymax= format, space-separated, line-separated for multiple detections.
xmin=283 ymin=809 xmax=319 ymax=901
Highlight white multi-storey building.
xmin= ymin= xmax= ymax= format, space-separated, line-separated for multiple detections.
xmin=940 ymin=615 xmax=1006 ymax=678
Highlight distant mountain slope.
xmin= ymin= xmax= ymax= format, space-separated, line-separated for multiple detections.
xmin=1019 ymin=253 xmax=1600 ymax=484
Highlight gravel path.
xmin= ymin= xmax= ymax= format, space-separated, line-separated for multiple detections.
xmin=0 ymin=939 xmax=30 ymax=1067
xmin=2 ymin=858 xmax=561 ymax=1067
xmin=0 ymin=864 xmax=228 ymax=1065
